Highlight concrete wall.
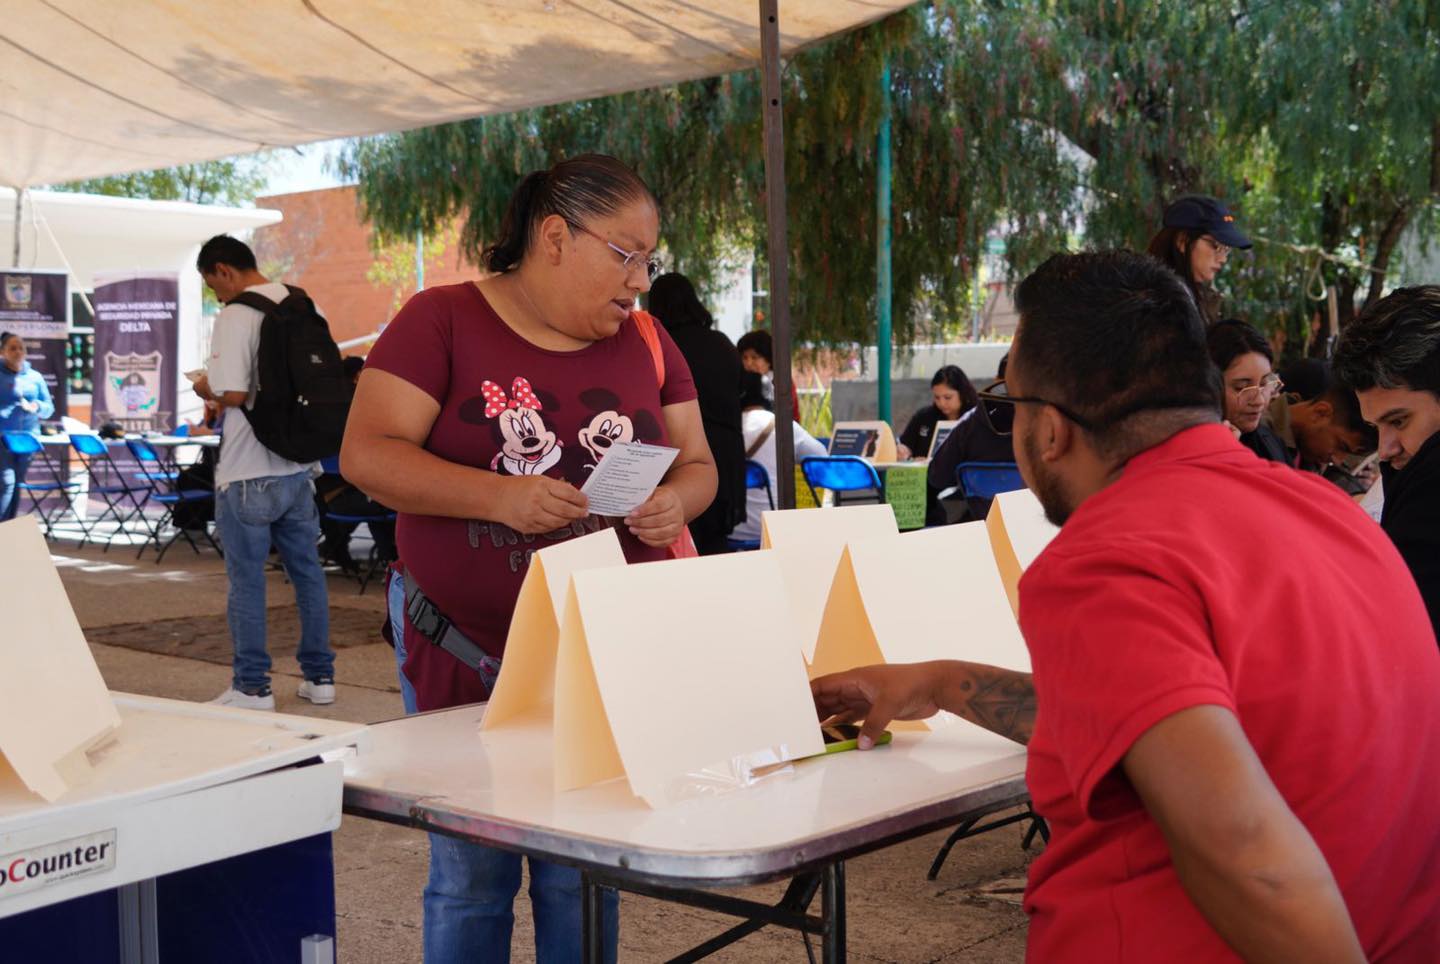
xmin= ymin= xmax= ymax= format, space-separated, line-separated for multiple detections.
xmin=833 ymin=342 xmax=1012 ymax=425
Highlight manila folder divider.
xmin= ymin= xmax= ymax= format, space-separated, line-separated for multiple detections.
xmin=482 ymin=527 xmax=627 ymax=730
xmin=0 ymin=516 xmax=120 ymax=801
xmin=986 ymin=488 xmax=1060 ymax=618
xmin=553 ymin=550 xmax=824 ymax=807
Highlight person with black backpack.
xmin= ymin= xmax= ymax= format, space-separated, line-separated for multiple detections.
xmin=193 ymin=234 xmax=347 ymax=712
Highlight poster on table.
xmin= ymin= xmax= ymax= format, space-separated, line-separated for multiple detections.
xmin=0 ymin=269 xmax=69 ymax=419
xmin=90 ymin=272 xmax=179 ymax=434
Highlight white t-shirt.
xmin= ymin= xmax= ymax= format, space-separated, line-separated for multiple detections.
xmin=207 ymin=281 xmax=319 ymax=488
xmin=732 ymin=408 xmax=827 ymax=544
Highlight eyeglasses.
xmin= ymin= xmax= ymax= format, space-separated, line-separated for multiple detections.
xmin=569 ymin=223 xmax=663 ymax=282
xmin=1230 ymin=374 xmax=1283 ymax=407
xmin=1199 ymin=236 xmax=1231 ymax=258
xmin=975 ymin=379 xmax=1102 ymax=437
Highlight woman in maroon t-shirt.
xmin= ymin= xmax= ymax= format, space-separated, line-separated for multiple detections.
xmin=342 ymin=154 xmax=716 ymax=964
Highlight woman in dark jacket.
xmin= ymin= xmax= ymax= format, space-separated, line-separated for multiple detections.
xmin=649 ymin=273 xmax=746 ymax=554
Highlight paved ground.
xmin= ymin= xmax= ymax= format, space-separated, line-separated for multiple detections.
xmin=53 ymin=539 xmax=1036 ymax=962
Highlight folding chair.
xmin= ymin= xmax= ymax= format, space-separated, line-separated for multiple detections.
xmin=927 ymin=804 xmax=1050 ymax=880
xmin=317 ymin=456 xmax=396 ymax=594
xmin=726 ymin=460 xmax=774 ymax=552
xmin=800 ymin=455 xmax=884 ymax=508
xmin=956 ymin=461 xmax=1025 ymax=499
xmin=125 ymin=437 xmax=220 ymax=562
xmin=2 ymin=431 xmax=87 ymax=542
xmin=68 ymin=432 xmax=157 ymax=551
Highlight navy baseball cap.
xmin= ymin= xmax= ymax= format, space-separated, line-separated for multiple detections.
xmin=1162 ymin=195 xmax=1252 ymax=249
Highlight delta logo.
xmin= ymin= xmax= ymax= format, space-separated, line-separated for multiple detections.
xmin=0 ymin=830 xmax=116 ymax=900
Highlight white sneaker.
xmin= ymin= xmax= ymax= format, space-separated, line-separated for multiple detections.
xmin=298 ymin=678 xmax=336 ymax=705
xmin=210 ymin=686 xmax=275 ymax=711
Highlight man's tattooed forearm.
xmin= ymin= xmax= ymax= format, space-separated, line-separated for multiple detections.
xmin=956 ymin=667 xmax=1036 ymax=744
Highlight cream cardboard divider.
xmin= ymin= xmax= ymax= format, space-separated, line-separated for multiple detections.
xmin=482 ymin=531 xmax=824 ymax=808
xmin=555 ymin=552 xmax=823 ymax=807
xmin=760 ymin=505 xmax=898 ymax=662
xmin=985 ymin=488 xmax=1060 ymax=617
xmin=481 ymin=527 xmax=628 ymax=731
xmin=0 ymin=516 xmax=121 ymax=801
xmin=808 ymin=523 xmax=1030 ymax=732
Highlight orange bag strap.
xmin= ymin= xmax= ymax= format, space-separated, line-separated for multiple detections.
xmin=630 ymin=309 xmax=666 ymax=388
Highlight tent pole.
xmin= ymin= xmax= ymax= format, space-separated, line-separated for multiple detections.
xmin=759 ymin=0 xmax=796 ymax=510
xmin=876 ymin=59 xmax=893 ymax=425
xmin=12 ymin=188 xmax=22 ymax=267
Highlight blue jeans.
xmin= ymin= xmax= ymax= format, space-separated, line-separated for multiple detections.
xmin=0 ymin=448 xmax=32 ymax=521
xmin=216 ymin=472 xmax=333 ymax=692
xmin=387 ymin=570 xmax=618 ymax=963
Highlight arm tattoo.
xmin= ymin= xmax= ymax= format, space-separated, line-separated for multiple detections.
xmin=955 ymin=666 xmax=1036 ymax=745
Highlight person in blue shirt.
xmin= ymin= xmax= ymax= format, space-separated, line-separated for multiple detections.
xmin=0 ymin=331 xmax=56 ymax=521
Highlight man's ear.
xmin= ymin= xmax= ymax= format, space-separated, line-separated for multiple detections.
xmin=536 ymin=214 xmax=569 ymax=265
xmin=1039 ymin=406 xmax=1075 ymax=463
xmin=1311 ymin=399 xmax=1334 ymax=425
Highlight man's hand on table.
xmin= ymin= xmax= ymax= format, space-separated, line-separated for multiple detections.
xmin=812 ymin=660 xmax=1036 ymax=747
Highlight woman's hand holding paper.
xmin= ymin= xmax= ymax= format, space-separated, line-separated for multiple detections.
xmin=624 ymin=484 xmax=685 ymax=547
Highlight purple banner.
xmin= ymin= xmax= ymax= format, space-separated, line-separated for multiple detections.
xmin=91 ymin=273 xmax=179 ymax=434
xmin=0 ymin=270 xmax=69 ymax=420
xmin=0 ymin=270 xmax=68 ymax=339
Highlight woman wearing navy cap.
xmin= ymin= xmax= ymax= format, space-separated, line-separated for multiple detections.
xmin=1146 ymin=194 xmax=1253 ymax=322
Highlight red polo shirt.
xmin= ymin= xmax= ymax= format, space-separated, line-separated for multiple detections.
xmin=1019 ymin=424 xmax=1440 ymax=962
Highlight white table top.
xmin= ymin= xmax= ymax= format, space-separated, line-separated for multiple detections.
xmin=343 ymin=705 xmax=1028 ymax=886
xmin=0 ymin=693 xmax=368 ymax=834
xmin=868 ymin=459 xmax=929 ymax=471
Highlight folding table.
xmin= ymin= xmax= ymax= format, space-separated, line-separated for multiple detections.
xmin=343 ymin=704 xmax=1029 ymax=962
xmin=0 ymin=693 xmax=368 ymax=963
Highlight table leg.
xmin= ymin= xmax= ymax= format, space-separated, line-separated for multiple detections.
xmin=581 ymin=870 xmax=606 ymax=964
xmin=821 ymin=860 xmax=846 ymax=964
xmin=117 ymin=877 xmax=159 ymax=964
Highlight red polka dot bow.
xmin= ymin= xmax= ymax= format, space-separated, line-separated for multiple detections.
xmin=481 ymin=377 xmax=542 ymax=418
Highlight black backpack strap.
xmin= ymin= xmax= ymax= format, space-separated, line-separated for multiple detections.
xmin=283 ymin=284 xmax=307 ymax=299
xmin=227 ymin=291 xmax=280 ymax=315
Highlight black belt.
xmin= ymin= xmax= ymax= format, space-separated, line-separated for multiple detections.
xmin=403 ymin=577 xmax=494 ymax=673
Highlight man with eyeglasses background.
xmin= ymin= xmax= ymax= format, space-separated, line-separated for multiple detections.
xmin=1333 ymin=285 xmax=1440 ymax=645
xmin=811 ymin=250 xmax=1440 ymax=962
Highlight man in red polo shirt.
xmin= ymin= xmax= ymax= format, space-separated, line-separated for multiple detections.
xmin=812 ymin=251 xmax=1440 ymax=962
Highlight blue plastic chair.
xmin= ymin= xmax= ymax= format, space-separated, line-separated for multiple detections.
xmin=726 ymin=460 xmax=774 ymax=552
xmin=800 ymin=455 xmax=884 ymax=507
xmin=2 ymin=431 xmax=86 ymax=540
xmin=69 ymin=433 xmax=157 ymax=551
xmin=745 ymin=460 xmax=774 ymax=511
xmin=317 ymin=454 xmax=396 ymax=593
xmin=956 ymin=462 xmax=1025 ymax=499
xmin=125 ymin=437 xmax=220 ymax=562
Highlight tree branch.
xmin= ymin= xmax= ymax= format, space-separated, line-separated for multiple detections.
xmin=1363 ymin=201 xmax=1411 ymax=309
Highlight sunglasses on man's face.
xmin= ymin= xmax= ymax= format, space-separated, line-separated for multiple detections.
xmin=976 ymin=379 xmax=1102 ymax=436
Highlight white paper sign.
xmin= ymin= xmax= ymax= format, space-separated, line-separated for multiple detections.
xmin=580 ymin=442 xmax=679 ymax=516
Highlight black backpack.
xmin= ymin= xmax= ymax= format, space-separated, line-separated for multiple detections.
xmin=226 ymin=285 xmax=352 ymax=463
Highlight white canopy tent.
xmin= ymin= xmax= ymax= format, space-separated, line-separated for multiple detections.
xmin=2 ymin=0 xmax=913 ymax=188
xmin=0 ymin=186 xmax=280 ymax=423
xmin=2 ymin=0 xmax=917 ymax=504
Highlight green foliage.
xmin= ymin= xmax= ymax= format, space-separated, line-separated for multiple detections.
xmin=341 ymin=0 xmax=1440 ymax=350
xmin=52 ymin=155 xmax=275 ymax=207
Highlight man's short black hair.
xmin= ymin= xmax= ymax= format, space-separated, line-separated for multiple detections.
xmin=1333 ymin=285 xmax=1440 ymax=399
xmin=1319 ymin=383 xmax=1378 ymax=447
xmin=1012 ymin=250 xmax=1220 ymax=456
xmin=197 ymin=234 xmax=257 ymax=274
